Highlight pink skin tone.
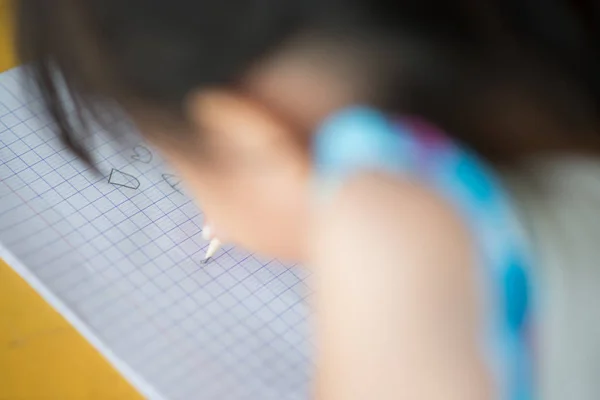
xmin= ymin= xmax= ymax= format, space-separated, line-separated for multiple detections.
xmin=144 ymin=44 xmax=492 ymax=399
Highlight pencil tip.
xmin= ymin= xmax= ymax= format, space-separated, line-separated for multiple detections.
xmin=202 ymin=257 xmax=212 ymax=265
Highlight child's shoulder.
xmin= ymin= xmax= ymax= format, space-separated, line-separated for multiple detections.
xmin=314 ymin=107 xmax=535 ymax=399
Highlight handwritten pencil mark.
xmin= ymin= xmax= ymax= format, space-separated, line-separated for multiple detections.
xmin=108 ymin=168 xmax=141 ymax=190
xmin=162 ymin=173 xmax=183 ymax=194
xmin=131 ymin=145 xmax=153 ymax=163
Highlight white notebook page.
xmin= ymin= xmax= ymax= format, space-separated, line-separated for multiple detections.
xmin=0 ymin=66 xmax=312 ymax=400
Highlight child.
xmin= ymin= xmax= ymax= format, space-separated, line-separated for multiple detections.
xmin=14 ymin=0 xmax=600 ymax=399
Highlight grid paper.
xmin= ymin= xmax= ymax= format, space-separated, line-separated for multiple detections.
xmin=0 ymin=67 xmax=313 ymax=400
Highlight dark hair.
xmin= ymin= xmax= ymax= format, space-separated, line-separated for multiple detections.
xmin=14 ymin=0 xmax=600 ymax=165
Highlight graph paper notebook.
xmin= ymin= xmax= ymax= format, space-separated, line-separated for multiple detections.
xmin=0 ymin=67 xmax=312 ymax=400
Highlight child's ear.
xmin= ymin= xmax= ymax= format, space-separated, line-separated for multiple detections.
xmin=184 ymin=89 xmax=308 ymax=169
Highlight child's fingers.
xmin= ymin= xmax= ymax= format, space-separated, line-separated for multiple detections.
xmin=202 ymin=222 xmax=215 ymax=241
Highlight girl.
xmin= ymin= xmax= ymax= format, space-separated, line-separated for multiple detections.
xmin=14 ymin=0 xmax=600 ymax=399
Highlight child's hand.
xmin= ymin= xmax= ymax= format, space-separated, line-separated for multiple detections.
xmin=308 ymin=173 xmax=492 ymax=400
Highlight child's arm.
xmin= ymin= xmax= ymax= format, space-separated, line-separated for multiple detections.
xmin=310 ymin=173 xmax=493 ymax=400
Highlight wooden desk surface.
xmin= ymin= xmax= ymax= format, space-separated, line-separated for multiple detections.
xmin=0 ymin=2 xmax=142 ymax=398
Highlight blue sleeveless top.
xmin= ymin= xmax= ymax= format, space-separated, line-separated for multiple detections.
xmin=312 ymin=107 xmax=535 ymax=400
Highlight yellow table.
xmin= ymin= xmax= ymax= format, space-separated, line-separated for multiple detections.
xmin=0 ymin=3 xmax=142 ymax=399
xmin=0 ymin=0 xmax=13 ymax=72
